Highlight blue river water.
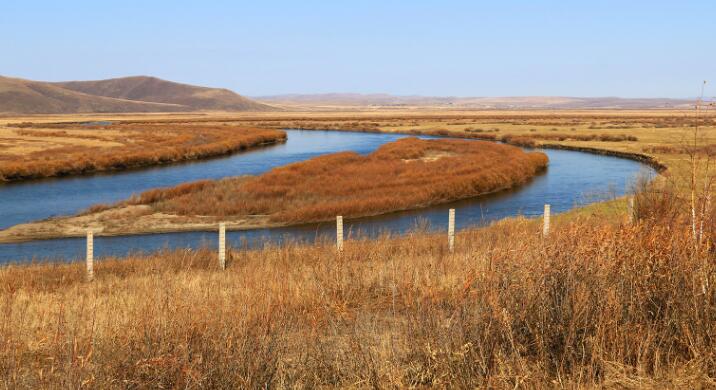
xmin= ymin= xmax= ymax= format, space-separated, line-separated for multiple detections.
xmin=0 ymin=129 xmax=653 ymax=263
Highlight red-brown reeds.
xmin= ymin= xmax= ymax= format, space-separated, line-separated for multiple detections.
xmin=129 ymin=137 xmax=548 ymax=223
xmin=0 ymin=124 xmax=286 ymax=181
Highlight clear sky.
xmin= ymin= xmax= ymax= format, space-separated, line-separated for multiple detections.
xmin=2 ymin=0 xmax=714 ymax=98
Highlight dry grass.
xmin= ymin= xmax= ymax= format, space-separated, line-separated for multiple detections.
xmin=2 ymin=108 xmax=715 ymax=181
xmin=0 ymin=123 xmax=286 ymax=181
xmin=131 ymin=137 xmax=548 ymax=223
xmin=3 ymin=110 xmax=716 ymax=386
xmin=1 ymin=187 xmax=716 ymax=387
xmin=644 ymin=144 xmax=716 ymax=156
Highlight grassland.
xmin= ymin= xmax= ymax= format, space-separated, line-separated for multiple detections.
xmin=0 ymin=122 xmax=286 ymax=181
xmin=5 ymin=109 xmax=714 ymax=181
xmin=0 ymin=138 xmax=547 ymax=242
xmin=5 ymin=108 xmax=715 ymax=171
xmin=2 ymin=109 xmax=716 ymax=387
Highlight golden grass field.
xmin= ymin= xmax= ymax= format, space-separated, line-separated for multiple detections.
xmin=2 ymin=108 xmax=716 ymax=387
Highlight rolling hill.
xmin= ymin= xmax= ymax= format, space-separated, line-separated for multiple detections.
xmin=0 ymin=75 xmax=276 ymax=114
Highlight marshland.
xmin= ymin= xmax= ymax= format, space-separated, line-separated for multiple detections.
xmin=0 ymin=137 xmax=548 ymax=242
xmin=2 ymin=1 xmax=716 ymax=386
xmin=1 ymin=106 xmax=716 ymax=388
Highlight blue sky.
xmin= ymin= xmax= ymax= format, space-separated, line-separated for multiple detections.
xmin=2 ymin=1 xmax=714 ymax=97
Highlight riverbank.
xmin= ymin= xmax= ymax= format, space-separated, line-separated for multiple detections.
xmin=0 ymin=204 xmax=284 ymax=243
xmin=283 ymin=126 xmax=670 ymax=173
xmin=0 ymin=123 xmax=286 ymax=181
xmin=0 ymin=138 xmax=548 ymax=243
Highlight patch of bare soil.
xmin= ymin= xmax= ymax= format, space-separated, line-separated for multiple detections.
xmin=0 ymin=205 xmax=279 ymax=243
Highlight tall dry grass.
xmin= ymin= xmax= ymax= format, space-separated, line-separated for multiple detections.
xmin=1 ymin=187 xmax=716 ymax=387
xmin=125 ymin=137 xmax=548 ymax=223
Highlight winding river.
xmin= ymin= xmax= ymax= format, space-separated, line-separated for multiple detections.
xmin=0 ymin=129 xmax=654 ymax=263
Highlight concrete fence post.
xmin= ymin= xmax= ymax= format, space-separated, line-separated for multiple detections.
xmin=336 ymin=216 xmax=344 ymax=252
xmin=448 ymin=208 xmax=455 ymax=252
xmin=218 ymin=222 xmax=226 ymax=270
xmin=543 ymin=204 xmax=551 ymax=237
xmin=627 ymin=196 xmax=635 ymax=223
xmin=86 ymin=230 xmax=94 ymax=281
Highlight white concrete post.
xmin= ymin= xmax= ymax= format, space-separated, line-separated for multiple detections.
xmin=543 ymin=204 xmax=551 ymax=237
xmin=336 ymin=216 xmax=344 ymax=252
xmin=86 ymin=230 xmax=94 ymax=281
xmin=218 ymin=222 xmax=226 ymax=270
xmin=627 ymin=196 xmax=635 ymax=223
xmin=448 ymin=208 xmax=455 ymax=252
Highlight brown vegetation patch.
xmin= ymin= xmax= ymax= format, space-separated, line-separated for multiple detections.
xmin=0 ymin=123 xmax=286 ymax=181
xmin=135 ymin=138 xmax=548 ymax=224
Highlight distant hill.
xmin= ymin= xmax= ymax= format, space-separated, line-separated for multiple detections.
xmin=55 ymin=76 xmax=274 ymax=112
xmin=0 ymin=75 xmax=277 ymax=114
xmin=256 ymin=93 xmax=695 ymax=110
xmin=0 ymin=76 xmax=184 ymax=114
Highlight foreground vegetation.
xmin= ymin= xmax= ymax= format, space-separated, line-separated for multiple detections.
xmin=0 ymin=123 xmax=286 ymax=181
xmin=1 ymin=184 xmax=715 ymax=387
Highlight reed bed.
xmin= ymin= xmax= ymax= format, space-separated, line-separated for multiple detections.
xmin=1 ymin=194 xmax=715 ymax=387
xmin=128 ymin=137 xmax=548 ymax=223
xmin=0 ymin=124 xmax=286 ymax=181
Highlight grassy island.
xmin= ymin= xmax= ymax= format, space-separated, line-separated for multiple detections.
xmin=0 ymin=137 xmax=548 ymax=242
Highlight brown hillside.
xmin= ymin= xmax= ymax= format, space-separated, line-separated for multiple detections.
xmin=55 ymin=76 xmax=276 ymax=111
xmin=0 ymin=76 xmax=185 ymax=114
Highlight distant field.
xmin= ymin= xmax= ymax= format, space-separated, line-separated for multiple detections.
xmin=4 ymin=108 xmax=716 ymax=184
xmin=3 ymin=108 xmax=715 ymax=185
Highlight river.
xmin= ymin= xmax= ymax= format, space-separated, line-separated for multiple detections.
xmin=0 ymin=129 xmax=653 ymax=263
